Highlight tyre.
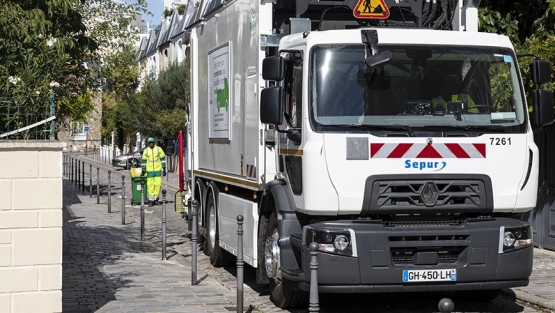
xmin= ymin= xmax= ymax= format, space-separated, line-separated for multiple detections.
xmin=204 ymin=187 xmax=233 ymax=267
xmin=265 ymin=211 xmax=307 ymax=308
xmin=193 ymin=180 xmax=205 ymax=247
xmin=455 ymin=289 xmax=501 ymax=302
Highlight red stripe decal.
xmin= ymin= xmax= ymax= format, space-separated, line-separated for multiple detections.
xmin=415 ymin=144 xmax=442 ymax=158
xmin=445 ymin=143 xmax=470 ymax=158
xmin=387 ymin=143 xmax=413 ymax=158
xmin=370 ymin=143 xmax=384 ymax=158
xmin=473 ymin=143 xmax=486 ymax=158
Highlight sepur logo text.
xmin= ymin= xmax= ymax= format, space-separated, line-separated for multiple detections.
xmin=405 ymin=160 xmax=447 ymax=171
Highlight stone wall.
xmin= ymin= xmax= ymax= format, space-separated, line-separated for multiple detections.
xmin=57 ymin=91 xmax=102 ymax=153
xmin=0 ymin=141 xmax=65 ymax=313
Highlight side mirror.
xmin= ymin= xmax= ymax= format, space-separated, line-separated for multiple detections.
xmin=262 ymin=56 xmax=285 ymax=81
xmin=533 ymin=89 xmax=554 ymax=127
xmin=530 ymin=60 xmax=551 ymax=85
xmin=260 ymin=86 xmax=283 ymax=125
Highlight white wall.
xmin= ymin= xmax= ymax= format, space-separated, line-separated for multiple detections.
xmin=0 ymin=141 xmax=65 ymax=313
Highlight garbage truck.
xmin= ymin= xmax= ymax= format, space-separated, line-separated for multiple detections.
xmin=184 ymin=0 xmax=554 ymax=308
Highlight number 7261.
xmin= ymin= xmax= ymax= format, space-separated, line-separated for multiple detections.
xmin=490 ymin=137 xmax=511 ymax=145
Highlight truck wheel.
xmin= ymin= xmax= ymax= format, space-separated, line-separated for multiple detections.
xmin=456 ymin=289 xmax=501 ymax=302
xmin=205 ymin=189 xmax=233 ymax=267
xmin=194 ymin=179 xmax=206 ymax=251
xmin=265 ymin=211 xmax=307 ymax=308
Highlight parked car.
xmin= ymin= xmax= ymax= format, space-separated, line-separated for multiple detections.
xmin=111 ymin=149 xmax=144 ymax=169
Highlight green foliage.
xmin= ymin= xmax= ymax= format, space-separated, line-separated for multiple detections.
xmin=102 ymin=45 xmax=141 ymax=100
xmin=164 ymin=8 xmax=172 ymax=18
xmin=480 ymin=1 xmax=555 ymax=113
xmin=0 ymin=0 xmax=96 ymax=125
xmin=480 ymin=0 xmax=555 ymax=43
xmin=78 ymin=0 xmax=149 ymax=52
xmin=134 ymin=61 xmax=189 ymax=137
xmin=478 ymin=7 xmax=519 ymax=43
xmin=177 ymin=5 xmax=187 ymax=15
xmin=517 ymin=36 xmax=555 ymax=101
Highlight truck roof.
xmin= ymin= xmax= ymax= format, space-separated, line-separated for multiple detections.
xmin=280 ymin=28 xmax=515 ymax=51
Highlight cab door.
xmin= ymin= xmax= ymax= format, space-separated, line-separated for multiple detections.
xmin=277 ymin=51 xmax=305 ymax=210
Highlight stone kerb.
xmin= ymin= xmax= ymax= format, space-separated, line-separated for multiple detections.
xmin=0 ymin=140 xmax=65 ymax=313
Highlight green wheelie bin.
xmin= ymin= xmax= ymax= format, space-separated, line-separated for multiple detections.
xmin=130 ymin=168 xmax=147 ymax=205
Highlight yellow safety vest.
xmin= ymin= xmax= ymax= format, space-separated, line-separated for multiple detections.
xmin=432 ymin=94 xmax=478 ymax=113
xmin=142 ymin=146 xmax=166 ymax=173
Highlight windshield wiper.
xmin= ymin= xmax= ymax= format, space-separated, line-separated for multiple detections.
xmin=334 ymin=124 xmax=416 ymax=137
xmin=418 ymin=125 xmax=508 ymax=133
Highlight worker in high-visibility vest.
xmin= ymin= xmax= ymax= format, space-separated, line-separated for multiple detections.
xmin=432 ymin=93 xmax=477 ymax=113
xmin=141 ymin=137 xmax=166 ymax=206
xmin=431 ymin=72 xmax=478 ymax=114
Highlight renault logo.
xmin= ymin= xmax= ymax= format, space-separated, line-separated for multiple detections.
xmin=421 ymin=182 xmax=439 ymax=207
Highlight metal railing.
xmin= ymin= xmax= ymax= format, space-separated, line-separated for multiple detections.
xmin=0 ymin=95 xmax=56 ymax=140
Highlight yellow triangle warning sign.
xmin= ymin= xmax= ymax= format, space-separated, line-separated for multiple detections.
xmin=353 ymin=0 xmax=390 ymax=19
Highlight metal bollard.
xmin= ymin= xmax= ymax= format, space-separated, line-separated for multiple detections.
xmin=70 ymin=158 xmax=73 ymax=182
xmin=309 ymin=242 xmax=319 ymax=312
xmin=108 ymin=171 xmax=112 ymax=213
xmin=140 ymin=179 xmax=145 ymax=241
xmin=191 ymin=199 xmax=198 ymax=286
xmin=96 ymin=167 xmax=100 ymax=204
xmin=89 ymin=164 xmax=93 ymax=197
xmin=81 ymin=161 xmax=85 ymax=192
xmin=236 ymin=215 xmax=244 ymax=313
xmin=162 ymin=190 xmax=167 ymax=260
xmin=77 ymin=160 xmax=80 ymax=187
xmin=121 ymin=176 xmax=126 ymax=225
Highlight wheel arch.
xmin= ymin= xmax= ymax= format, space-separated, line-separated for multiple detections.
xmin=258 ymin=179 xmax=302 ymax=277
xmin=194 ymin=178 xmax=207 ymax=227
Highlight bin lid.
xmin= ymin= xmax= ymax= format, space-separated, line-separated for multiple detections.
xmin=129 ymin=167 xmax=143 ymax=177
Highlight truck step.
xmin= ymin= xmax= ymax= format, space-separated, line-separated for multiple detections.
xmin=282 ymin=267 xmax=303 ymax=276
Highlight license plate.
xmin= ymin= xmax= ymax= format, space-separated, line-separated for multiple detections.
xmin=402 ymin=269 xmax=457 ymax=282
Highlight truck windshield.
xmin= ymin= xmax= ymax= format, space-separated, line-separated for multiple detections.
xmin=310 ymin=45 xmax=527 ymax=133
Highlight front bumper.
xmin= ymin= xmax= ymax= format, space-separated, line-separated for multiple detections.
xmin=112 ymin=159 xmax=126 ymax=167
xmin=289 ymin=217 xmax=533 ymax=293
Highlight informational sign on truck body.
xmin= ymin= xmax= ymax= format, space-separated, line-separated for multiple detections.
xmin=208 ymin=43 xmax=231 ymax=139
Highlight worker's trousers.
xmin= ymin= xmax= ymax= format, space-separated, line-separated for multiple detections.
xmin=146 ymin=171 xmax=162 ymax=201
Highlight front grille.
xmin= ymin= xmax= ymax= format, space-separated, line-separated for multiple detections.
xmin=382 ymin=215 xmax=465 ymax=228
xmin=371 ymin=179 xmax=488 ymax=212
xmin=391 ymin=247 xmax=465 ymax=266
xmin=389 ymin=235 xmax=469 ymax=242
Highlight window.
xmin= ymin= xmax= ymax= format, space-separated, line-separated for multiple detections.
xmin=285 ymin=57 xmax=303 ymax=128
xmin=310 ymin=45 xmax=526 ymax=134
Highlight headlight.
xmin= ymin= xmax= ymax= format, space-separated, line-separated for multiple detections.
xmin=499 ymin=225 xmax=532 ymax=253
xmin=304 ymin=227 xmax=357 ymax=257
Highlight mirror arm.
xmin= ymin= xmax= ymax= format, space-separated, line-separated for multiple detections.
xmin=274 ymin=126 xmax=289 ymax=134
xmin=516 ymin=53 xmax=539 ymax=60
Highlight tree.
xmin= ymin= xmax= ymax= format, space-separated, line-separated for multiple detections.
xmin=136 ymin=61 xmax=189 ymax=138
xmin=0 ymin=0 xmax=97 ymax=128
xmin=480 ymin=0 xmax=555 ymax=44
xmin=479 ymin=1 xmax=555 ymax=110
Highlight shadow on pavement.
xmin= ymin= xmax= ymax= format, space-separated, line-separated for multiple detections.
xmin=62 ymin=180 xmax=156 ymax=312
